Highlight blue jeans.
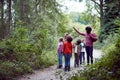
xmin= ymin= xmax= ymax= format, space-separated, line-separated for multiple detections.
xmin=86 ymin=46 xmax=93 ymax=64
xmin=79 ymin=52 xmax=83 ymax=64
xmin=58 ymin=53 xmax=63 ymax=66
xmin=64 ymin=54 xmax=71 ymax=67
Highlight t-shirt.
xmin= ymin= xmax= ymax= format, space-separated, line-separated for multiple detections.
xmin=80 ymin=43 xmax=85 ymax=52
xmin=63 ymin=41 xmax=72 ymax=54
xmin=74 ymin=46 xmax=78 ymax=53
xmin=74 ymin=45 xmax=81 ymax=54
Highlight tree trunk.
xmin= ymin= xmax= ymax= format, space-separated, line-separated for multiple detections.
xmin=20 ymin=0 xmax=24 ymax=22
xmin=35 ymin=0 xmax=38 ymax=15
xmin=6 ymin=0 xmax=12 ymax=38
xmin=0 ymin=0 xmax=5 ymax=40
xmin=91 ymin=0 xmax=104 ymax=28
xmin=99 ymin=0 xmax=104 ymax=42
xmin=99 ymin=0 xmax=104 ymax=28
xmin=40 ymin=0 xmax=45 ymax=15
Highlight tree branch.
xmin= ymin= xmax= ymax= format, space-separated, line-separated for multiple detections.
xmin=95 ymin=6 xmax=100 ymax=15
xmin=91 ymin=0 xmax=100 ymax=6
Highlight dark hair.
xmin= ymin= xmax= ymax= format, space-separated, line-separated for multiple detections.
xmin=67 ymin=36 xmax=73 ymax=43
xmin=76 ymin=39 xmax=81 ymax=45
xmin=64 ymin=33 xmax=68 ymax=40
xmin=85 ymin=26 xmax=92 ymax=34
xmin=59 ymin=37 xmax=63 ymax=42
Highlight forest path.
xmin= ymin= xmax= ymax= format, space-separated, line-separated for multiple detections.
xmin=17 ymin=49 xmax=102 ymax=80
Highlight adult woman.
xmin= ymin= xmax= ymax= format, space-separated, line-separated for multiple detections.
xmin=73 ymin=26 xmax=97 ymax=65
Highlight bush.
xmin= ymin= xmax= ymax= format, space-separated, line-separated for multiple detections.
xmin=0 ymin=61 xmax=33 ymax=80
xmin=0 ymin=26 xmax=57 ymax=79
xmin=0 ymin=61 xmax=14 ymax=80
xmin=69 ymin=29 xmax=120 ymax=80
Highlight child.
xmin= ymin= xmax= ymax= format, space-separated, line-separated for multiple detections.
xmin=73 ymin=26 xmax=97 ymax=65
xmin=63 ymin=36 xmax=73 ymax=71
xmin=64 ymin=32 xmax=69 ymax=41
xmin=80 ymin=39 xmax=85 ymax=64
xmin=73 ymin=39 xmax=81 ymax=67
xmin=57 ymin=37 xmax=64 ymax=68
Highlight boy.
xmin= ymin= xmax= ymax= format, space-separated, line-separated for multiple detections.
xmin=73 ymin=39 xmax=81 ymax=67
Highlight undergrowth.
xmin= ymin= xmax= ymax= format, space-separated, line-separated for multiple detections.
xmin=69 ymin=30 xmax=120 ymax=80
xmin=0 ymin=27 xmax=57 ymax=80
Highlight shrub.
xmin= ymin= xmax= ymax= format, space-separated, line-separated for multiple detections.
xmin=69 ymin=29 xmax=120 ymax=80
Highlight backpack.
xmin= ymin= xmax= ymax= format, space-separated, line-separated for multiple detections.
xmin=90 ymin=33 xmax=98 ymax=42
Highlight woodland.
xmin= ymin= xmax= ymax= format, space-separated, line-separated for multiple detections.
xmin=0 ymin=0 xmax=120 ymax=80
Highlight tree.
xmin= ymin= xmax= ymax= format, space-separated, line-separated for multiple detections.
xmin=6 ymin=0 xmax=12 ymax=38
xmin=87 ymin=0 xmax=120 ymax=42
xmin=99 ymin=0 xmax=120 ymax=42
xmin=90 ymin=0 xmax=104 ymax=28
xmin=20 ymin=0 xmax=24 ymax=22
xmin=0 ymin=0 xmax=5 ymax=40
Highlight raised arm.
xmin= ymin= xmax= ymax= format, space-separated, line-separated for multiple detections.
xmin=73 ymin=27 xmax=85 ymax=36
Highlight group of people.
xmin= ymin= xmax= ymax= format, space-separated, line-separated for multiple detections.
xmin=57 ymin=26 xmax=97 ymax=71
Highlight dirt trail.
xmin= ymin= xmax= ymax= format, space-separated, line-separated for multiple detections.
xmin=18 ymin=49 xmax=102 ymax=80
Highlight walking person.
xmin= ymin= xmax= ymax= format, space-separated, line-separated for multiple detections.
xmin=73 ymin=26 xmax=97 ymax=65
xmin=80 ymin=39 xmax=85 ymax=64
xmin=73 ymin=39 xmax=81 ymax=67
xmin=57 ymin=37 xmax=64 ymax=69
xmin=63 ymin=36 xmax=73 ymax=71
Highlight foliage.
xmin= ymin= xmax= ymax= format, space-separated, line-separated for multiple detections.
xmin=69 ymin=12 xmax=81 ymax=23
xmin=99 ymin=0 xmax=120 ymax=42
xmin=0 ymin=0 xmax=69 ymax=79
xmin=1 ymin=8 xmax=66 ymax=79
xmin=68 ymin=11 xmax=100 ymax=36
xmin=80 ymin=12 xmax=100 ymax=32
xmin=57 ymin=14 xmax=69 ymax=36
xmin=69 ymin=11 xmax=100 ymax=29
xmin=0 ymin=61 xmax=32 ymax=80
xmin=70 ymin=22 xmax=85 ymax=39
xmin=0 ymin=19 xmax=58 ymax=79
xmin=86 ymin=0 xmax=120 ymax=42
xmin=93 ymin=41 xmax=104 ymax=49
xmin=69 ymin=27 xmax=120 ymax=80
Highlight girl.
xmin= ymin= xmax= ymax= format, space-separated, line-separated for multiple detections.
xmin=64 ymin=32 xmax=68 ymax=41
xmin=63 ymin=36 xmax=73 ymax=71
xmin=57 ymin=37 xmax=64 ymax=68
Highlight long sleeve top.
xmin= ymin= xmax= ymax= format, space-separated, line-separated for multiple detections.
xmin=73 ymin=27 xmax=97 ymax=46
xmin=57 ymin=42 xmax=63 ymax=53
xmin=77 ymin=32 xmax=93 ymax=46
xmin=73 ymin=28 xmax=93 ymax=46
